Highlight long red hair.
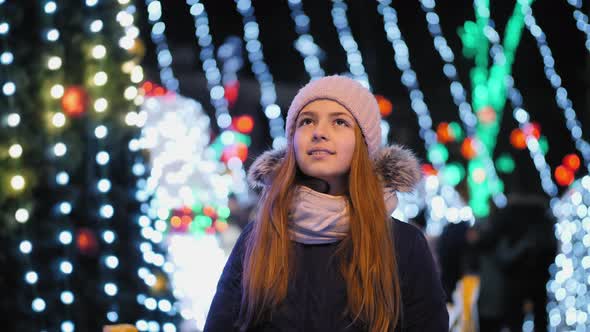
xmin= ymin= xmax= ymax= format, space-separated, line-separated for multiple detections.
xmin=239 ymin=126 xmax=401 ymax=331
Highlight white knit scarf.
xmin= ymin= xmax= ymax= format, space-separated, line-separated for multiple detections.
xmin=288 ymin=185 xmax=399 ymax=244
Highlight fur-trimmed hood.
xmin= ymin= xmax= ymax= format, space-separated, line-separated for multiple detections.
xmin=247 ymin=144 xmax=422 ymax=193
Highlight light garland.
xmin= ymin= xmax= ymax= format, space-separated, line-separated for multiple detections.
xmin=186 ymin=0 xmax=232 ymax=133
xmin=40 ymin=1 xmax=76 ymax=328
xmin=286 ymin=0 xmax=325 ymax=80
xmin=330 ymin=0 xmax=370 ymax=89
xmin=377 ymin=0 xmax=474 ymax=230
xmin=2 ymin=0 xmax=46 ymax=325
xmin=523 ymin=3 xmax=590 ymax=171
xmin=566 ymin=0 xmax=590 ymax=52
xmin=233 ymin=0 xmax=286 ymax=149
xmin=145 ymin=0 xmax=179 ymax=92
xmin=85 ymin=0 xmax=122 ymax=324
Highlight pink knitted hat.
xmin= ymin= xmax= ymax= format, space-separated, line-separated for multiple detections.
xmin=285 ymin=75 xmax=382 ymax=157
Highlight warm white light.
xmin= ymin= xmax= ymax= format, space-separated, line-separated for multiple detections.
xmin=44 ymin=1 xmax=57 ymax=14
xmin=46 ymin=29 xmax=59 ymax=41
xmin=52 ymin=112 xmax=66 ymax=127
xmin=94 ymin=98 xmax=108 ymax=113
xmin=50 ymin=84 xmax=64 ymax=98
xmin=95 ymin=125 xmax=108 ymax=138
xmin=15 ymin=208 xmax=29 ymax=223
xmin=94 ymin=72 xmax=108 ymax=86
xmin=47 ymin=56 xmax=62 ymax=70
xmin=130 ymin=66 xmax=144 ymax=83
xmin=104 ymin=283 xmax=118 ymax=296
xmin=8 ymin=144 xmax=23 ymax=158
xmin=61 ymin=291 xmax=74 ymax=305
xmin=125 ymin=111 xmax=138 ymax=126
xmin=60 ymin=261 xmax=73 ymax=274
xmin=90 ymin=19 xmax=103 ymax=33
xmin=32 ymin=298 xmax=46 ymax=312
xmin=119 ymin=36 xmax=134 ymax=50
xmin=117 ymin=11 xmax=134 ymax=27
xmin=54 ymin=142 xmax=67 ymax=157
xmin=2 ymin=81 xmax=15 ymax=95
xmin=92 ymin=45 xmax=106 ymax=59
xmin=25 ymin=271 xmax=38 ymax=284
xmin=7 ymin=113 xmax=20 ymax=127
xmin=11 ymin=175 xmax=25 ymax=190
xmin=124 ymin=86 xmax=138 ymax=100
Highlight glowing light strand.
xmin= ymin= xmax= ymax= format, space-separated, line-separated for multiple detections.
xmin=286 ymin=0 xmax=325 ymax=80
xmin=87 ymin=1 xmax=120 ymax=324
xmin=145 ymin=0 xmax=179 ymax=91
xmin=330 ymin=0 xmax=370 ymax=89
xmin=377 ymin=1 xmax=477 ymax=229
xmin=40 ymin=1 xmax=76 ymax=326
xmin=417 ymin=0 xmax=508 ymax=211
xmin=418 ymin=0 xmax=478 ymax=136
xmin=115 ymin=0 xmax=172 ymax=327
xmin=523 ymin=4 xmax=590 ymax=171
xmin=566 ymin=0 xmax=590 ymax=52
xmin=507 ymin=81 xmax=559 ymax=198
xmin=233 ymin=0 xmax=286 ymax=149
xmin=3 ymin=1 xmax=46 ymax=323
xmin=484 ymin=22 xmax=559 ymax=198
xmin=186 ymin=0 xmax=233 ymax=133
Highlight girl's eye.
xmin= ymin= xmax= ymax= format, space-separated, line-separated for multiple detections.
xmin=298 ymin=118 xmax=313 ymax=126
xmin=335 ymin=119 xmax=349 ymax=126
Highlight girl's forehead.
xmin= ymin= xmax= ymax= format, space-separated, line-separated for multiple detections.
xmin=299 ymin=100 xmax=353 ymax=117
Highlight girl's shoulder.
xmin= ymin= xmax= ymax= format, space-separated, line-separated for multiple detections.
xmin=390 ymin=218 xmax=431 ymax=269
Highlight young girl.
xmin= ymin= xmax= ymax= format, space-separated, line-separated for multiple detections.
xmin=204 ymin=75 xmax=448 ymax=331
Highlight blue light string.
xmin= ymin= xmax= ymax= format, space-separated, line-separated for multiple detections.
xmin=566 ymin=0 xmax=590 ymax=52
xmin=484 ymin=21 xmax=559 ymax=198
xmin=330 ymin=0 xmax=370 ymax=89
xmin=523 ymin=3 xmax=590 ymax=171
xmin=286 ymin=0 xmax=325 ymax=80
xmin=145 ymin=0 xmax=179 ymax=92
xmin=186 ymin=0 xmax=233 ymax=134
xmin=416 ymin=0 xmax=507 ymax=208
xmin=418 ymin=0 xmax=478 ymax=137
xmin=233 ymin=0 xmax=286 ymax=149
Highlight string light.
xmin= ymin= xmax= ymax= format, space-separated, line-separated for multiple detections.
xmin=233 ymin=0 xmax=286 ymax=149
xmin=507 ymin=81 xmax=558 ymax=197
xmin=330 ymin=0 xmax=370 ymax=89
xmin=34 ymin=0 xmax=76 ymax=327
xmin=377 ymin=0 xmax=474 ymax=230
xmin=287 ymin=0 xmax=325 ymax=80
xmin=522 ymin=4 xmax=590 ymax=171
xmin=418 ymin=0 xmax=477 ymax=136
xmin=566 ymin=0 xmax=590 ymax=52
xmin=186 ymin=1 xmax=233 ymax=133
xmin=418 ymin=0 xmax=506 ymax=214
xmin=145 ymin=0 xmax=179 ymax=91
xmin=548 ymin=176 xmax=590 ymax=330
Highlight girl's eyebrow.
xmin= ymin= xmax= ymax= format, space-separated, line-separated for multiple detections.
xmin=299 ymin=110 xmax=354 ymax=120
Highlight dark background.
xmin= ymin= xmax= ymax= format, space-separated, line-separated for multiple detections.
xmin=136 ymin=0 xmax=590 ymax=195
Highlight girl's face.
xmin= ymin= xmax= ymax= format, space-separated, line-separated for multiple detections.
xmin=293 ymin=99 xmax=356 ymax=195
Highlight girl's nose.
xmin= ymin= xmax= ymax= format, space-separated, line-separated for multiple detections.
xmin=312 ymin=121 xmax=329 ymax=141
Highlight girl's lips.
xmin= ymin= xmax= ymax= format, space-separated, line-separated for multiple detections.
xmin=307 ymin=148 xmax=335 ymax=155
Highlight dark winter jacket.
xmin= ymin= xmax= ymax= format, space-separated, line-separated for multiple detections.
xmin=204 ymin=145 xmax=449 ymax=331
